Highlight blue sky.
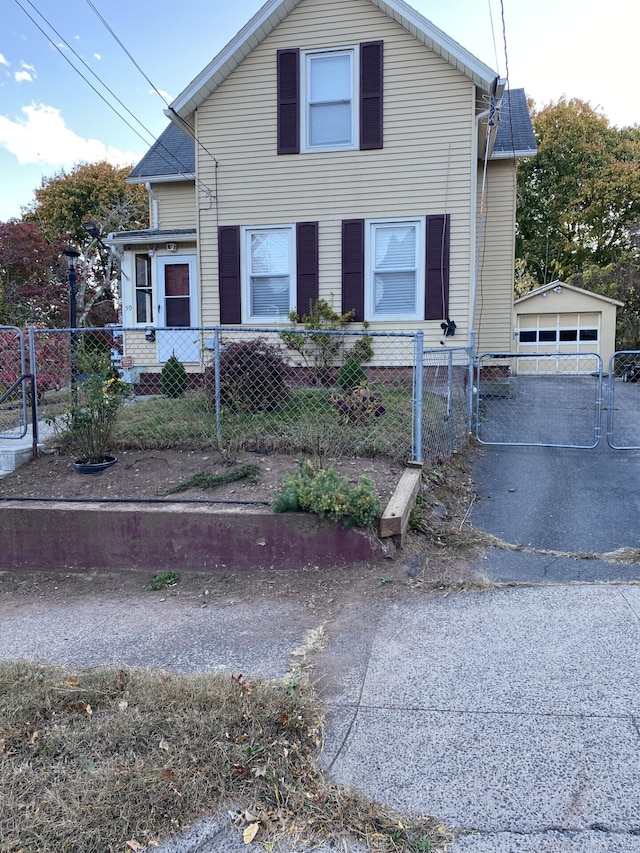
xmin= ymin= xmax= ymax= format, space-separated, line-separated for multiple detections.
xmin=1 ymin=0 xmax=638 ymax=222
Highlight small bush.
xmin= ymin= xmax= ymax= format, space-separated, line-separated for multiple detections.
xmin=208 ymin=338 xmax=290 ymax=413
xmin=272 ymin=459 xmax=380 ymax=528
xmin=161 ymin=353 xmax=189 ymax=398
xmin=338 ymin=357 xmax=366 ymax=391
xmin=329 ymin=382 xmax=386 ymax=424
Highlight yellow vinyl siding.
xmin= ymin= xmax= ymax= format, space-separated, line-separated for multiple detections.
xmin=154 ymin=182 xmax=197 ymax=229
xmin=195 ymin=0 xmax=477 ymax=347
xmin=474 ymin=159 xmax=516 ymax=352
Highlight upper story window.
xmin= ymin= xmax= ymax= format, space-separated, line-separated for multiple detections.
xmin=277 ymin=41 xmax=383 ymax=155
xmin=302 ymin=48 xmax=358 ymax=151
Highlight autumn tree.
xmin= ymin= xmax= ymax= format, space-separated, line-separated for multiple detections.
xmin=516 ymin=99 xmax=640 ymax=286
xmin=0 ymin=219 xmax=66 ymax=326
xmin=23 ymin=161 xmax=149 ymax=326
xmin=571 ymin=258 xmax=640 ymax=351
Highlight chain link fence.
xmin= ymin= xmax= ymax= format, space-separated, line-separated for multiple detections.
xmin=28 ymin=326 xmax=438 ymax=467
xmin=475 ymin=352 xmax=603 ymax=448
xmin=421 ymin=347 xmax=473 ymax=459
xmin=607 ymin=351 xmax=640 ymax=449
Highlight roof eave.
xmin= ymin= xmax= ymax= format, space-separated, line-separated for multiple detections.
xmin=126 ymin=173 xmax=195 ymax=185
xmin=106 ymin=229 xmax=197 ymax=247
xmin=491 ymin=148 xmax=537 ymax=160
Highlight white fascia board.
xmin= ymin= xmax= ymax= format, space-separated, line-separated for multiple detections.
xmin=492 ymin=148 xmax=537 ymax=160
xmin=169 ymin=0 xmax=498 ymax=123
xmin=106 ymin=231 xmax=196 ymax=247
xmin=515 ymin=282 xmax=624 ymax=307
xmin=126 ymin=173 xmax=195 ymax=185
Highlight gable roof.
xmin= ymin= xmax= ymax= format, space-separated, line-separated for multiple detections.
xmin=492 ymin=89 xmax=537 ymax=158
xmin=127 ymin=122 xmax=195 ymax=184
xmin=515 ymin=281 xmax=624 ymax=308
xmin=168 ymin=0 xmax=499 ymax=125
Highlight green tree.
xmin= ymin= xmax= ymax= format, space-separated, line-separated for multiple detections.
xmin=23 ymin=162 xmax=149 ymax=325
xmin=516 ymin=99 xmax=640 ymax=286
xmin=571 ymin=257 xmax=640 ymax=350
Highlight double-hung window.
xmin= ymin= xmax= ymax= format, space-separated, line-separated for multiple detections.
xmin=242 ymin=226 xmax=295 ymax=322
xmin=366 ymin=219 xmax=424 ymax=321
xmin=303 ymin=48 xmax=357 ymax=151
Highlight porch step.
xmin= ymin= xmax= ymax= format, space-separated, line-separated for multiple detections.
xmin=0 ymin=423 xmax=55 ymax=478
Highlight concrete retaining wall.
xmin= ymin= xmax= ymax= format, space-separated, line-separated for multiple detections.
xmin=1 ymin=502 xmax=392 ymax=572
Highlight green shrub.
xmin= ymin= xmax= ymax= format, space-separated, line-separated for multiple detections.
xmin=207 ymin=338 xmax=290 ymax=413
xmin=161 ymin=353 xmax=189 ymax=398
xmin=272 ymin=459 xmax=380 ymax=528
xmin=338 ymin=357 xmax=366 ymax=391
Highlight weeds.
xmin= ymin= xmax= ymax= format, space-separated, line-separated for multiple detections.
xmin=165 ymin=463 xmax=260 ymax=495
xmin=148 ymin=571 xmax=180 ymax=590
xmin=0 ymin=662 xmax=451 ymax=852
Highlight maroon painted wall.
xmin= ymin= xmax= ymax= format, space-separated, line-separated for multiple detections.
xmin=1 ymin=503 xmax=392 ymax=572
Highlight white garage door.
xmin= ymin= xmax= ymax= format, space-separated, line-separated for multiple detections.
xmin=516 ymin=312 xmax=601 ymax=374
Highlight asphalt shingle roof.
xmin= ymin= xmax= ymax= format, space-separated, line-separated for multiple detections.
xmin=493 ymin=88 xmax=537 ymax=156
xmin=128 ymin=122 xmax=195 ymax=181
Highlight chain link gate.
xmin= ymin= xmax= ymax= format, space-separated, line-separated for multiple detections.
xmin=475 ymin=352 xmax=603 ymax=448
xmin=607 ymin=351 xmax=640 ymax=449
xmin=0 ymin=325 xmax=31 ymax=441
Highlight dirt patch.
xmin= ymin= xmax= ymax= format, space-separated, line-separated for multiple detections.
xmin=0 ymin=448 xmax=403 ymax=506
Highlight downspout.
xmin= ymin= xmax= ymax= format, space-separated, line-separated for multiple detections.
xmin=146 ymin=182 xmax=159 ymax=229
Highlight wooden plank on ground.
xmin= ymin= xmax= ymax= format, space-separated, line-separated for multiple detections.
xmin=379 ymin=462 xmax=423 ymax=539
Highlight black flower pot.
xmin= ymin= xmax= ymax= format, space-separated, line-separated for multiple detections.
xmin=73 ymin=455 xmax=118 ymax=475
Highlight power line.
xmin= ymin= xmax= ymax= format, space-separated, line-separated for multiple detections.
xmin=81 ymin=0 xmax=220 ymax=168
xmin=12 ymin=0 xmax=215 ymax=199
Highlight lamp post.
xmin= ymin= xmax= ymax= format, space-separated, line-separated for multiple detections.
xmin=63 ymin=246 xmax=81 ymax=392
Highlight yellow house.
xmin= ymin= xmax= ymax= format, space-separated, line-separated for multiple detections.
xmin=514 ymin=281 xmax=624 ymax=374
xmin=107 ymin=0 xmax=535 ymax=370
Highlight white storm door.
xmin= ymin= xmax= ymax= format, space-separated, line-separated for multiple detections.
xmin=156 ymin=255 xmax=199 ymax=363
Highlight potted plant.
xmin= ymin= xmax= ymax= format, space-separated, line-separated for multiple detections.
xmin=56 ymin=356 xmax=131 ymax=473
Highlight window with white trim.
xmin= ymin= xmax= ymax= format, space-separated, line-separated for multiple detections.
xmin=135 ymin=254 xmax=153 ymax=324
xmin=242 ymin=226 xmax=295 ymax=322
xmin=366 ymin=219 xmax=424 ymax=321
xmin=302 ymin=47 xmax=358 ymax=152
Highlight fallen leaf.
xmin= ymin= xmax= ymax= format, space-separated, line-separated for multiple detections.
xmin=119 ymin=700 xmax=129 ymax=712
xmin=160 ymin=768 xmax=174 ymax=779
xmin=243 ymin=822 xmax=259 ymax=844
xmin=85 ymin=703 xmax=92 ymax=716
xmin=126 ymin=840 xmax=144 ymax=852
xmin=27 ymin=731 xmax=39 ymax=745
xmin=159 ymin=738 xmax=170 ymax=752
xmin=64 ymin=677 xmax=79 ymax=686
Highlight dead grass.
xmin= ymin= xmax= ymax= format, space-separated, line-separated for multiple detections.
xmin=0 ymin=661 xmax=451 ymax=853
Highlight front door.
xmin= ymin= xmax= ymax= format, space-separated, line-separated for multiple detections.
xmin=156 ymin=255 xmax=199 ymax=363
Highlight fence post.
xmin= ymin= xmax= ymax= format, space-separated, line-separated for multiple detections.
xmin=28 ymin=327 xmax=39 ymax=453
xmin=213 ymin=328 xmax=222 ymax=441
xmin=446 ymin=349 xmax=453 ymax=455
xmin=412 ymin=331 xmax=424 ymax=464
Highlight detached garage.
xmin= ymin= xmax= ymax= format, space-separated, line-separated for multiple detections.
xmin=514 ymin=281 xmax=623 ymax=374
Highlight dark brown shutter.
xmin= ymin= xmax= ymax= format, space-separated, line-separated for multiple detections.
xmin=218 ymin=225 xmax=241 ymax=324
xmin=342 ymin=219 xmax=365 ymax=322
xmin=425 ymin=214 xmax=450 ymax=321
xmin=296 ymin=222 xmax=319 ymax=315
xmin=277 ymin=48 xmax=300 ymax=155
xmin=360 ymin=41 xmax=383 ymax=150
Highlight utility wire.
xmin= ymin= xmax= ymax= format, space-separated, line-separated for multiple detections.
xmin=12 ymin=0 xmax=215 ymax=199
xmin=82 ymin=0 xmax=220 ymax=167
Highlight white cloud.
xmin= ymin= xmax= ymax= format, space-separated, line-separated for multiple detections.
xmin=20 ymin=60 xmax=35 ymax=71
xmin=0 ymin=104 xmax=142 ymax=167
xmin=15 ymin=71 xmax=33 ymax=83
xmin=156 ymin=89 xmax=174 ymax=102
xmin=94 ymin=53 xmax=102 ymax=60
xmin=0 ymin=54 xmax=9 ymax=67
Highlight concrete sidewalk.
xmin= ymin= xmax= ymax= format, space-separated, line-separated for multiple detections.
xmin=2 ymin=571 xmax=640 ymax=852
